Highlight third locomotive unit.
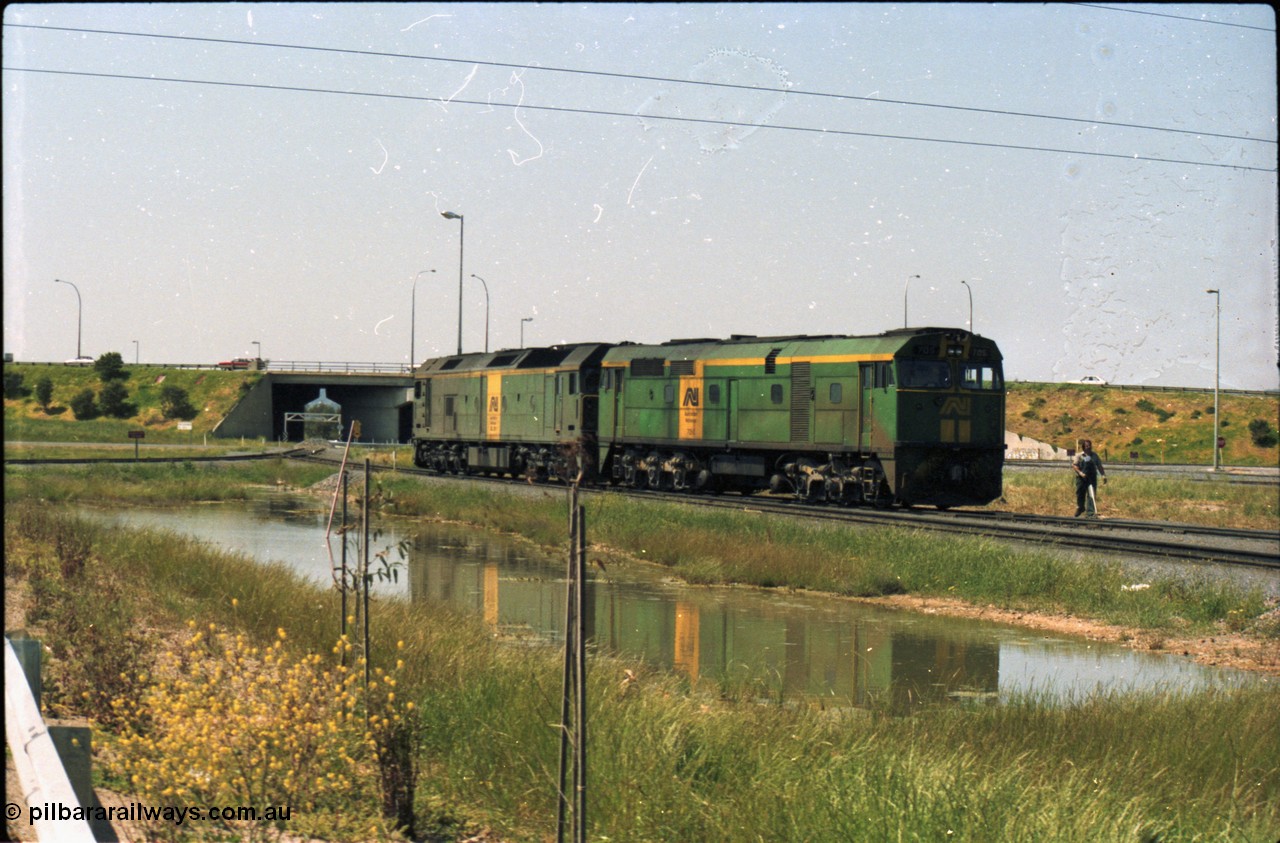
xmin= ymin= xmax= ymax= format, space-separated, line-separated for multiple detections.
xmin=411 ymin=327 xmax=1005 ymax=509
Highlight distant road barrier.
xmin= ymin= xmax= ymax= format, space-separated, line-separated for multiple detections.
xmin=260 ymin=361 xmax=411 ymax=374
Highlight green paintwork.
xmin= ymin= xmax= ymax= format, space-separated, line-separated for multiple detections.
xmin=412 ymin=328 xmax=1005 ymax=507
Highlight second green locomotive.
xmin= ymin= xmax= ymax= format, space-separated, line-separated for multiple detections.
xmin=411 ymin=327 xmax=1005 ymax=508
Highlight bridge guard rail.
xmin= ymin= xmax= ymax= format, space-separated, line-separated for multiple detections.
xmin=4 ymin=637 xmax=96 ymax=842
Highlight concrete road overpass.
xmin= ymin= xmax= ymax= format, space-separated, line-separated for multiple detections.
xmin=214 ymin=370 xmax=415 ymax=443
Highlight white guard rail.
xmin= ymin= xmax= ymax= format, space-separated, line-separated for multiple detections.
xmin=4 ymin=637 xmax=96 ymax=842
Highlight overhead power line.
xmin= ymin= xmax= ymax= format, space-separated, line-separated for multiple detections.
xmin=6 ymin=22 xmax=1275 ymax=148
xmin=1071 ymin=3 xmax=1276 ymax=32
xmin=7 ymin=65 xmax=1274 ymax=173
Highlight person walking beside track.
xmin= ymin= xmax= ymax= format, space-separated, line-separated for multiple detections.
xmin=1072 ymin=439 xmax=1107 ymax=517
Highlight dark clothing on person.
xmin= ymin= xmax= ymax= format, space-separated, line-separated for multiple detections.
xmin=1072 ymin=449 xmax=1106 ymax=517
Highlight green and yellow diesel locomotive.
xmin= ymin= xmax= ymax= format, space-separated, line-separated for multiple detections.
xmin=411 ymin=327 xmax=1005 ymax=508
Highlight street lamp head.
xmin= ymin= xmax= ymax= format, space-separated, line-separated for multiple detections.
xmin=441 ymin=211 xmax=462 ymax=220
xmin=1205 ymin=288 xmax=1218 ymax=294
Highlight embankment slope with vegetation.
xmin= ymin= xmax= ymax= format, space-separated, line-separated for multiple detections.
xmin=4 ymin=361 xmax=262 ymax=443
xmin=1006 ymin=381 xmax=1278 ymax=467
xmin=7 ymin=361 xmax=1277 ymax=466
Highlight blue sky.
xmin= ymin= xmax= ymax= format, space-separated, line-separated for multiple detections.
xmin=4 ymin=3 xmax=1277 ymax=389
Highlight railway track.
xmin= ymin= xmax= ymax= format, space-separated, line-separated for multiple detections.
xmin=13 ymin=449 xmax=1276 ymax=571
xmin=4 ymin=449 xmax=310 ymax=466
xmin=1007 ymin=460 xmax=1279 ymax=487
xmin=290 ymin=453 xmax=1279 ymax=572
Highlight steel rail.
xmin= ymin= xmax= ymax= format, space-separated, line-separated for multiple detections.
xmin=4 ymin=448 xmax=310 ymax=466
xmin=290 ymin=453 xmax=1280 ymax=571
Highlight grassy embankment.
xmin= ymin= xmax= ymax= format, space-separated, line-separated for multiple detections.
xmin=3 ymin=362 xmax=267 ymax=447
xmin=1005 ymin=381 xmax=1278 ymax=467
xmin=6 ymin=363 xmax=1278 ymax=466
xmin=5 ymin=461 xmax=1278 ymax=841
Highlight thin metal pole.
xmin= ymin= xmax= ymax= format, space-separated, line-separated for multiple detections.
xmin=1207 ymin=289 xmax=1221 ymax=470
xmin=1214 ymin=295 xmax=1220 ymax=470
xmin=471 ymin=274 xmax=490 ymax=353
xmin=457 ymin=215 xmax=464 ymax=355
xmin=960 ymin=280 xmax=973 ymax=333
xmin=573 ymin=499 xmax=587 ymax=843
xmin=54 ymin=278 xmax=83 ymax=359
xmin=363 ymin=458 xmax=371 ymax=695
xmin=341 ymin=470 xmax=349 ymax=664
xmin=556 ymin=498 xmax=576 ymax=843
xmin=904 ymin=274 xmax=919 ymax=329
xmin=441 ymin=212 xmax=465 ymax=355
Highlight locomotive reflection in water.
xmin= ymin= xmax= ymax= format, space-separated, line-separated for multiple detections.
xmin=412 ymin=328 xmax=1005 ymax=509
xmin=409 ymin=528 xmax=1003 ymax=711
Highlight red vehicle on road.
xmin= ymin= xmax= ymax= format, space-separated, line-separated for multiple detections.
xmin=218 ymin=357 xmax=260 ymax=370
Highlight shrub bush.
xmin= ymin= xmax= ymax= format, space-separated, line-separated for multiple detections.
xmin=68 ymin=388 xmax=98 ymax=420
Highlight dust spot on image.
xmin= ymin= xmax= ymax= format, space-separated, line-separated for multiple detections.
xmin=634 ymin=48 xmax=790 ymax=154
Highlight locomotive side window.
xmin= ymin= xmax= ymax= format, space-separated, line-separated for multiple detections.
xmin=663 ymin=384 xmax=675 ymax=404
xmin=829 ymin=383 xmax=842 ymax=404
xmin=961 ymin=364 xmax=1003 ymax=391
xmin=898 ymin=360 xmax=952 ymax=389
xmin=708 ymin=384 xmax=720 ymax=404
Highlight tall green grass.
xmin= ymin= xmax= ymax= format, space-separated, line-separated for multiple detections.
xmin=9 ymin=499 xmax=1278 ymax=841
xmin=998 ymin=468 xmax=1279 ymax=531
xmin=4 ymin=459 xmax=334 ymax=504
xmin=379 ymin=477 xmax=1275 ymax=638
xmin=10 ymin=462 xmax=1274 ymax=639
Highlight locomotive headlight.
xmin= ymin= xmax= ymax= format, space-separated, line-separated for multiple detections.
xmin=946 ymin=346 xmax=964 ymax=357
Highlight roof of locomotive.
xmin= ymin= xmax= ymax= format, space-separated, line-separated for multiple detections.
xmin=601 ymin=328 xmax=994 ymax=363
xmin=415 ymin=342 xmax=610 ymax=375
xmin=414 ymin=329 xmax=1000 ymax=374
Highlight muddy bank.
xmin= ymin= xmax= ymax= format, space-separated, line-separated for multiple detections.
xmin=857 ymin=593 xmax=1280 ymax=677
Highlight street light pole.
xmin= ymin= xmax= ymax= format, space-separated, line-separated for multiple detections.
xmin=521 ymin=317 xmax=534 ymax=349
xmin=904 ymin=274 xmax=919 ymax=329
xmin=132 ymin=339 xmax=139 ymax=365
xmin=470 ymin=274 xmax=491 ymax=353
xmin=410 ymin=269 xmax=436 ymax=367
xmin=54 ymin=278 xmax=83 ymax=359
xmin=1206 ymin=288 xmax=1220 ymax=470
xmin=960 ymin=280 xmax=973 ymax=333
xmin=252 ymin=340 xmax=261 ymax=361
xmin=441 ymin=211 xmax=464 ymax=355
